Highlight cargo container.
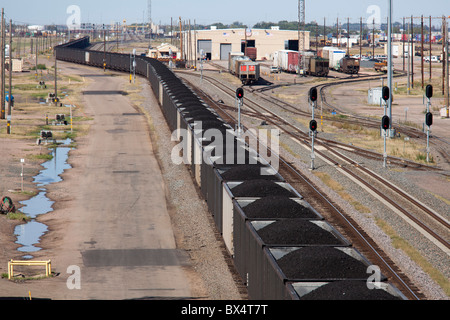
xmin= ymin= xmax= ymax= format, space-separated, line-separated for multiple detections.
xmin=228 ymin=52 xmax=244 ymax=72
xmin=322 ymin=47 xmax=346 ymax=70
xmin=306 ymin=56 xmax=329 ymax=77
xmin=275 ymin=50 xmax=299 ymax=73
xmin=245 ymin=47 xmax=257 ymax=61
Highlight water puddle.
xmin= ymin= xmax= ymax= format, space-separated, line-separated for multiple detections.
xmin=14 ymin=138 xmax=73 ymax=259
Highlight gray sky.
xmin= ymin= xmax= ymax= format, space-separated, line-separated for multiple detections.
xmin=3 ymin=1 xmax=449 ymax=27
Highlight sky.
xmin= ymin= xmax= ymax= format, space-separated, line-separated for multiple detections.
xmin=2 ymin=0 xmax=449 ymax=27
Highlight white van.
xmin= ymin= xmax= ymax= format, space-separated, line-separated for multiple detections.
xmin=375 ymin=54 xmax=387 ymax=60
xmin=424 ymin=56 xmax=440 ymax=63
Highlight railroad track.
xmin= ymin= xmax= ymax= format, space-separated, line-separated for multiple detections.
xmin=188 ymin=69 xmax=441 ymax=171
xmin=176 ymin=69 xmax=450 ymax=300
xmin=244 ymin=68 xmax=449 ymax=168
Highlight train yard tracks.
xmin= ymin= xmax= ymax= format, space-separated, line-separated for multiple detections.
xmin=176 ymin=69 xmax=449 ymax=300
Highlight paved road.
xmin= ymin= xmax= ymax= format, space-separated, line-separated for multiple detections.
xmin=17 ymin=62 xmax=205 ymax=300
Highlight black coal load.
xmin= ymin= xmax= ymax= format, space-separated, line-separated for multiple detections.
xmin=231 ymin=180 xmax=296 ymax=198
xmin=211 ymin=143 xmax=264 ymax=168
xmin=195 ymin=120 xmax=229 ymax=132
xmin=183 ymin=109 xmax=217 ymax=119
xmin=300 ymin=280 xmax=401 ymax=300
xmin=256 ymin=219 xmax=343 ymax=245
xmin=243 ymin=196 xmax=317 ymax=219
xmin=276 ymin=247 xmax=368 ymax=280
xmin=221 ymin=165 xmax=280 ymax=182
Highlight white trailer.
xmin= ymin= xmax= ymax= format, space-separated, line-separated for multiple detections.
xmin=322 ymin=47 xmax=346 ymax=70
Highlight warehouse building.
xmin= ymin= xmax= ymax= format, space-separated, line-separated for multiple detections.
xmin=182 ymin=26 xmax=310 ymax=61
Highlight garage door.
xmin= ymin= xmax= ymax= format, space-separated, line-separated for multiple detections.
xmin=220 ymin=44 xmax=232 ymax=60
xmin=198 ymin=40 xmax=212 ymax=58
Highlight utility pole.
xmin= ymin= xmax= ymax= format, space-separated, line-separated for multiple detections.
xmin=35 ymin=36 xmax=38 ymax=79
xmin=360 ymin=17 xmax=362 ymax=62
xmin=7 ymin=18 xmax=12 ymax=134
xmin=148 ymin=0 xmax=152 ymax=49
xmin=445 ymin=16 xmax=449 ymax=116
xmin=421 ymin=15 xmax=424 ymax=89
xmin=403 ymin=17 xmax=405 ymax=71
xmin=54 ymin=52 xmax=58 ymax=105
xmin=443 ymin=16 xmax=446 ymax=96
xmin=103 ymin=24 xmax=106 ymax=72
xmin=372 ymin=18 xmax=375 ymax=58
xmin=179 ymin=17 xmax=183 ymax=63
xmin=411 ymin=15 xmax=414 ymax=89
xmin=387 ymin=0 xmax=393 ymax=136
xmin=347 ymin=17 xmax=350 ymax=56
xmin=336 ymin=17 xmax=339 ymax=48
xmin=407 ymin=21 xmax=411 ymax=95
xmin=1 ymin=8 xmax=5 ymax=120
xmin=429 ymin=16 xmax=432 ymax=80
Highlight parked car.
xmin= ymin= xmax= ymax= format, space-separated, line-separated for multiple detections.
xmin=270 ymin=66 xmax=280 ymax=73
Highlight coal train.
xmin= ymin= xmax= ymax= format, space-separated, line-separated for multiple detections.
xmin=54 ymin=37 xmax=406 ymax=301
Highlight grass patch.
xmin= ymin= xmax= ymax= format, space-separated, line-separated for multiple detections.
xmin=313 ymin=171 xmax=371 ymax=214
xmin=416 ymin=152 xmax=434 ymax=163
xmin=375 ymin=217 xmax=450 ymax=297
xmin=7 ymin=211 xmax=31 ymax=222
xmin=28 ymin=153 xmax=53 ymax=161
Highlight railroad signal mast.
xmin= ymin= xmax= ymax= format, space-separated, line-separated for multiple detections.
xmin=236 ymin=88 xmax=244 ymax=135
xmin=309 ymin=87 xmax=318 ymax=170
xmin=381 ymin=86 xmax=390 ymax=168
xmin=425 ymin=85 xmax=433 ymax=163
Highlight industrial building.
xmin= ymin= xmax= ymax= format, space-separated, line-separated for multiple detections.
xmin=181 ymin=26 xmax=310 ymax=61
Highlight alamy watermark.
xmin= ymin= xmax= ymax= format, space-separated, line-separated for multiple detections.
xmin=66 ymin=265 xmax=81 ymax=290
xmin=366 ymin=5 xmax=381 ymax=29
xmin=171 ymin=123 xmax=280 ymax=174
xmin=66 ymin=5 xmax=81 ymax=31
xmin=367 ymin=265 xmax=383 ymax=290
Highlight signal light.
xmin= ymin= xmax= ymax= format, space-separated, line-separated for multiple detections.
xmin=40 ymin=131 xmax=53 ymax=139
xmin=426 ymin=84 xmax=433 ymax=99
xmin=310 ymin=120 xmax=318 ymax=132
xmin=382 ymin=86 xmax=390 ymax=102
xmin=309 ymin=87 xmax=318 ymax=102
xmin=426 ymin=112 xmax=433 ymax=127
xmin=381 ymin=116 xmax=390 ymax=131
xmin=236 ymin=88 xmax=244 ymax=100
